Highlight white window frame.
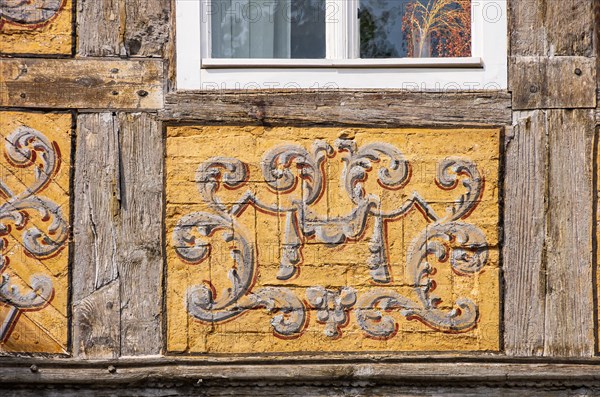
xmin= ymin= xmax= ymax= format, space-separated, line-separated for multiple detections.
xmin=176 ymin=0 xmax=507 ymax=90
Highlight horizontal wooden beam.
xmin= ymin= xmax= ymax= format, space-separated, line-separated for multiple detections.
xmin=3 ymin=358 xmax=600 ymax=387
xmin=161 ymin=90 xmax=512 ymax=127
xmin=0 ymin=58 xmax=164 ymax=110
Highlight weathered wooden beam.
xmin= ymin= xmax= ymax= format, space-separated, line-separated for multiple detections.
xmin=76 ymin=0 xmax=121 ymax=57
xmin=510 ymin=0 xmax=595 ymax=57
xmin=117 ymin=112 xmax=164 ymax=357
xmin=0 ymin=385 xmax=594 ymax=396
xmin=510 ymin=57 xmax=597 ymax=110
xmin=77 ymin=0 xmax=171 ymax=57
xmin=503 ymin=111 xmax=548 ymax=356
xmin=123 ymin=0 xmax=171 ymax=57
xmin=504 ymin=109 xmax=596 ymax=357
xmin=544 ymin=109 xmax=596 ymax=357
xmin=0 ymin=58 xmax=163 ymax=110
xmin=161 ymin=90 xmax=512 ymax=127
xmin=73 ymin=112 xmax=164 ymax=358
xmin=4 ymin=359 xmax=600 ymax=386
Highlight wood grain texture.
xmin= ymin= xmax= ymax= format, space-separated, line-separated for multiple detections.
xmin=5 ymin=358 xmax=600 ymax=387
xmin=73 ymin=113 xmax=121 ymax=302
xmin=161 ymin=90 xmax=512 ymax=127
xmin=504 ymin=110 xmax=596 ymax=357
xmin=510 ymin=57 xmax=597 ymax=110
xmin=123 ymin=0 xmax=171 ymax=57
xmin=503 ymin=111 xmax=548 ymax=356
xmin=3 ymin=386 xmax=598 ymax=397
xmin=73 ymin=113 xmax=164 ymax=358
xmin=544 ymin=0 xmax=595 ymax=57
xmin=72 ymin=113 xmax=122 ymax=358
xmin=0 ymin=58 xmax=163 ymax=110
xmin=510 ymin=0 xmax=595 ymax=57
xmin=509 ymin=0 xmax=546 ymax=56
xmin=77 ymin=0 xmax=170 ymax=57
xmin=545 ymin=109 xmax=596 ymax=357
xmin=77 ymin=0 xmax=121 ymax=57
xmin=72 ymin=282 xmax=121 ymax=359
xmin=117 ymin=112 xmax=164 ymax=357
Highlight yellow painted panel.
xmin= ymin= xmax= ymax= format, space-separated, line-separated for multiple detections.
xmin=0 ymin=0 xmax=72 ymax=55
xmin=0 ymin=111 xmax=71 ymax=354
xmin=166 ymin=126 xmax=500 ymax=354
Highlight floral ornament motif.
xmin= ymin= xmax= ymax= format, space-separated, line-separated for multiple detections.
xmin=0 ymin=126 xmax=68 ymax=342
xmin=175 ymin=161 xmax=307 ymax=338
xmin=306 ymin=287 xmax=357 ymax=338
xmin=173 ymin=138 xmax=489 ymax=339
xmin=0 ymin=0 xmax=64 ymax=26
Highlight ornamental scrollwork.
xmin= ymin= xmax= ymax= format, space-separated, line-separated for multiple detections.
xmin=173 ymin=138 xmax=489 ymax=339
xmin=0 ymin=0 xmax=65 ymax=26
xmin=0 ymin=126 xmax=68 ymax=342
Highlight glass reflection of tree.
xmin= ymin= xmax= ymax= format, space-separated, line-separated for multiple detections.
xmin=360 ymin=0 xmax=411 ymax=59
xmin=291 ymin=0 xmax=326 ymax=58
xmin=360 ymin=7 xmax=398 ymax=58
xmin=402 ymin=0 xmax=471 ymax=58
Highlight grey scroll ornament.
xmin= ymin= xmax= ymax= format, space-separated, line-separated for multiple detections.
xmin=173 ymin=138 xmax=490 ymax=339
xmin=0 ymin=126 xmax=68 ymax=342
xmin=0 ymin=0 xmax=64 ymax=25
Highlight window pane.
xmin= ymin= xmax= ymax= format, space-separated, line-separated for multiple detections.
xmin=360 ymin=0 xmax=472 ymax=58
xmin=211 ymin=0 xmax=326 ymax=59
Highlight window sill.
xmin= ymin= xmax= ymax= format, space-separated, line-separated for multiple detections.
xmin=201 ymin=57 xmax=484 ymax=69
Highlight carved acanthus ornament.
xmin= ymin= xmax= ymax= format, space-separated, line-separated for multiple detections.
xmin=173 ymin=138 xmax=489 ymax=339
xmin=0 ymin=126 xmax=68 ymax=342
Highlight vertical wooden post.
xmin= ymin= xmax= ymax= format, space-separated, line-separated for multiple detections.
xmin=72 ymin=113 xmax=164 ymax=357
xmin=505 ymin=0 xmax=597 ymax=357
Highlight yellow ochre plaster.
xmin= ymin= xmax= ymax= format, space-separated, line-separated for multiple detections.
xmin=166 ymin=126 xmax=500 ymax=354
xmin=0 ymin=111 xmax=71 ymax=354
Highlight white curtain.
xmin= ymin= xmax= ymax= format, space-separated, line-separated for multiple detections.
xmin=212 ymin=0 xmax=292 ymax=58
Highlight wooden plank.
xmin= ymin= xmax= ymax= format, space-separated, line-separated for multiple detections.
xmin=77 ymin=0 xmax=122 ymax=57
xmin=0 ymin=58 xmax=163 ymax=110
xmin=3 ymin=386 xmax=598 ymax=397
xmin=77 ymin=0 xmax=170 ymax=57
xmin=6 ymin=386 xmax=600 ymax=397
xmin=73 ymin=113 xmax=121 ymax=303
xmin=72 ymin=113 xmax=122 ymax=359
xmin=509 ymin=0 xmax=546 ymax=56
xmin=166 ymin=0 xmax=177 ymax=91
xmin=544 ymin=0 xmax=594 ymax=57
xmin=117 ymin=112 xmax=164 ymax=356
xmin=510 ymin=0 xmax=594 ymax=57
xmin=510 ymin=57 xmax=597 ymax=110
xmin=503 ymin=111 xmax=548 ymax=356
xmin=123 ymin=0 xmax=171 ymax=57
xmin=545 ymin=109 xmax=595 ymax=357
xmin=5 ymin=359 xmax=600 ymax=386
xmin=73 ymin=113 xmax=164 ymax=358
xmin=161 ymin=90 xmax=512 ymax=127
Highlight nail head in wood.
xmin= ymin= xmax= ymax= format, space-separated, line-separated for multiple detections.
xmin=108 ymin=365 xmax=117 ymax=374
xmin=29 ymin=365 xmax=38 ymax=373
